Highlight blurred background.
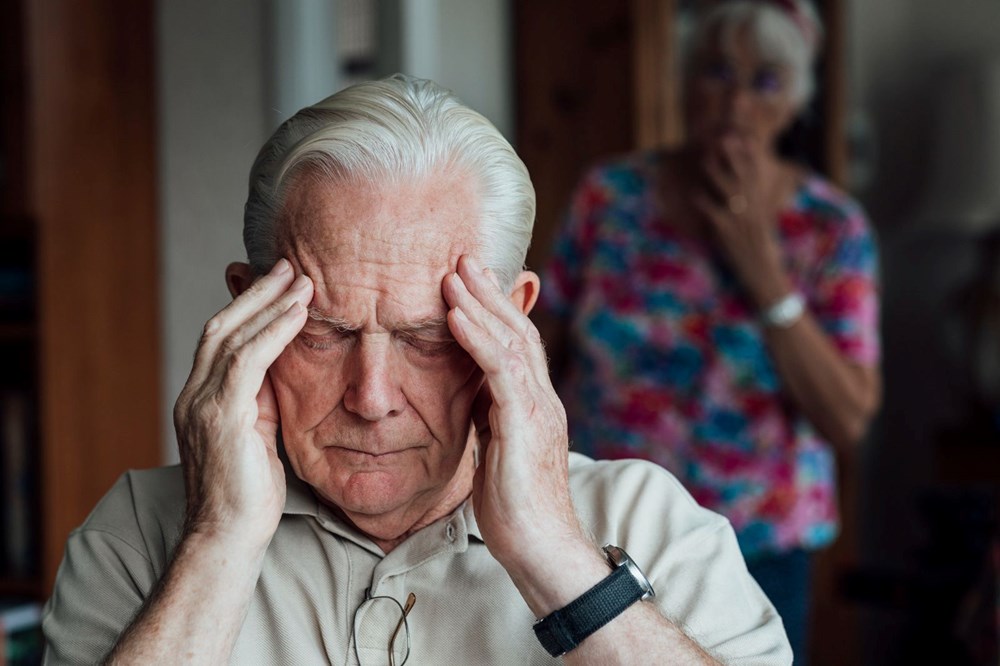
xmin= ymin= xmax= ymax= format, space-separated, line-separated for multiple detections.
xmin=2 ymin=0 xmax=1000 ymax=663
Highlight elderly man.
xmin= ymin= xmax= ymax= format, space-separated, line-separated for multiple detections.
xmin=43 ymin=75 xmax=790 ymax=664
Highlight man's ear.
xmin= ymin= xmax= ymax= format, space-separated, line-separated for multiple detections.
xmin=507 ymin=270 xmax=541 ymax=316
xmin=225 ymin=262 xmax=253 ymax=299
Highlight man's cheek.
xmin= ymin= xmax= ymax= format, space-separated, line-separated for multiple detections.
xmin=270 ymin=351 xmax=344 ymax=416
xmin=267 ymin=351 xmax=298 ymax=403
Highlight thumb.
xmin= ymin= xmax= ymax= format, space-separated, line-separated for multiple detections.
xmin=471 ymin=383 xmax=494 ymax=447
xmin=257 ymin=371 xmax=281 ymax=431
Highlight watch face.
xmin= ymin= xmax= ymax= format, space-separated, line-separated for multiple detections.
xmin=602 ymin=544 xmax=626 ymax=566
xmin=624 ymin=558 xmax=656 ymax=600
xmin=602 ymin=544 xmax=656 ymax=600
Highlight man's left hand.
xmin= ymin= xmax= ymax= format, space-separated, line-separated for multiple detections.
xmin=442 ymin=254 xmax=607 ymax=614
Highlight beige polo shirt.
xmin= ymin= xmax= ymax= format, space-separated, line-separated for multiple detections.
xmin=43 ymin=453 xmax=791 ymax=664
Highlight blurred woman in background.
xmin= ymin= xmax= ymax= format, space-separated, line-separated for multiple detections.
xmin=535 ymin=1 xmax=881 ymax=661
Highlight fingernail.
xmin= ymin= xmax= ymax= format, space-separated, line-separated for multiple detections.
xmin=454 ymin=307 xmax=470 ymax=323
xmin=274 ymin=258 xmax=291 ymax=274
xmin=465 ymin=254 xmax=480 ymax=271
xmin=292 ymin=274 xmax=311 ymax=291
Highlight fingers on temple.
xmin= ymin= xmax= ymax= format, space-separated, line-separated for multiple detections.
xmin=191 ymin=261 xmax=310 ymax=385
xmin=220 ymin=274 xmax=313 ymax=360
xmin=461 ymin=258 xmax=521 ymax=316
xmin=452 ymin=258 xmax=542 ymax=352
xmin=448 ymin=306 xmax=526 ymax=412
xmin=444 ymin=259 xmax=547 ymax=396
xmin=220 ymin=301 xmax=308 ymax=407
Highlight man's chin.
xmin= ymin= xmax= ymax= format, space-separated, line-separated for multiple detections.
xmin=314 ymin=468 xmax=417 ymax=518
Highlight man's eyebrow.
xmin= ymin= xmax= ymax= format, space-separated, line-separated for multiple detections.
xmin=394 ymin=315 xmax=451 ymax=335
xmin=305 ymin=309 xmax=451 ymax=335
xmin=306 ymin=308 xmax=356 ymax=331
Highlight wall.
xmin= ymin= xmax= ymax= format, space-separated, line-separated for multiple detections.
xmin=400 ymin=0 xmax=512 ymax=139
xmin=847 ymin=1 xmax=1000 ymax=661
xmin=849 ymin=0 xmax=1000 ymax=228
xmin=157 ymin=0 xmax=270 ymax=463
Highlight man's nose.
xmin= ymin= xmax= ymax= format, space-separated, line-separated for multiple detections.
xmin=342 ymin=336 xmax=406 ymax=421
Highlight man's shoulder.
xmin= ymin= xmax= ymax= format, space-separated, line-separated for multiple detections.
xmin=567 ymin=452 xmax=729 ymax=537
xmin=567 ymin=452 xmax=704 ymax=507
xmin=77 ymin=465 xmax=186 ymax=546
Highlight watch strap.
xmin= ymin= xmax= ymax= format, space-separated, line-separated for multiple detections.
xmin=532 ymin=564 xmax=645 ymax=656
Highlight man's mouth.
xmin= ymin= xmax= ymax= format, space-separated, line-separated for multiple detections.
xmin=326 ymin=445 xmax=418 ymax=460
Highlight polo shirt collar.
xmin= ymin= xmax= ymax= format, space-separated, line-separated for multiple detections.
xmin=462 ymin=499 xmax=484 ymax=542
xmin=282 ymin=462 xmax=322 ymax=516
xmin=276 ymin=439 xmax=318 ymax=515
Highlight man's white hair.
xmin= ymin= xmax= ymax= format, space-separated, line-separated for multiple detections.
xmin=243 ymin=74 xmax=535 ymax=291
xmin=684 ymin=0 xmax=823 ymax=107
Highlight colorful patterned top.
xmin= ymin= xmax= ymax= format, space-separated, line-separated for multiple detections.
xmin=539 ymin=151 xmax=880 ymax=559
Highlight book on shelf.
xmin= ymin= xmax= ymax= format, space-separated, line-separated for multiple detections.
xmin=1 ymin=599 xmax=42 ymax=666
xmin=1 ymin=389 xmax=36 ymax=579
xmin=0 ymin=243 xmax=33 ymax=324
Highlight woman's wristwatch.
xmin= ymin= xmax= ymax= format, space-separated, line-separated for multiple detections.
xmin=760 ymin=292 xmax=806 ymax=328
xmin=532 ymin=545 xmax=655 ymax=657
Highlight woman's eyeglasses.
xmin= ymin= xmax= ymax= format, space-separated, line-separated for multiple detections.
xmin=352 ymin=591 xmax=417 ymax=666
xmin=698 ymin=60 xmax=788 ymax=98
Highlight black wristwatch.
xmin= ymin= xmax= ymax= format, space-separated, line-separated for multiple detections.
xmin=532 ymin=545 xmax=655 ymax=657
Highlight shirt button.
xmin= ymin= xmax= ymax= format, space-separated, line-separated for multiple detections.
xmin=446 ymin=523 xmax=456 ymax=542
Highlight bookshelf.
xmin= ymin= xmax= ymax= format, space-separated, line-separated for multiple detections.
xmin=0 ymin=0 xmax=161 ymax=599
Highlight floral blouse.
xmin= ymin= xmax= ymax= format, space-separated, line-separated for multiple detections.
xmin=539 ymin=151 xmax=880 ymax=559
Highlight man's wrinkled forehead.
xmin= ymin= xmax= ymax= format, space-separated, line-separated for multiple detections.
xmin=278 ymin=173 xmax=479 ymax=317
xmin=280 ymin=173 xmax=478 ymax=252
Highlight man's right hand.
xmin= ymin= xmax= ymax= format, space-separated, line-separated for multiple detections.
xmin=173 ymin=258 xmax=312 ymax=548
xmin=105 ymin=259 xmax=312 ymax=664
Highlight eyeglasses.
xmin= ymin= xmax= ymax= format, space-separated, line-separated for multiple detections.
xmin=696 ymin=59 xmax=789 ymax=100
xmin=352 ymin=591 xmax=417 ymax=666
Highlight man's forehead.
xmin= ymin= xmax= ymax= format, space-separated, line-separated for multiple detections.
xmin=281 ymin=174 xmax=479 ymax=260
xmin=305 ymin=274 xmax=455 ymax=330
xmin=281 ymin=173 xmax=478 ymax=327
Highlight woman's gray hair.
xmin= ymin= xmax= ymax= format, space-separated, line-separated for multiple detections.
xmin=243 ymin=74 xmax=535 ymax=291
xmin=684 ymin=0 xmax=823 ymax=107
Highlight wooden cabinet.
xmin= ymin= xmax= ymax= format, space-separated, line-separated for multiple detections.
xmin=0 ymin=0 xmax=161 ymax=599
